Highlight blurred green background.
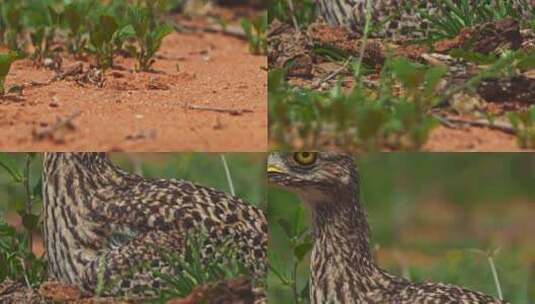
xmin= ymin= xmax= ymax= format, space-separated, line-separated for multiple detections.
xmin=0 ymin=153 xmax=266 ymax=259
xmin=268 ymin=153 xmax=535 ymax=304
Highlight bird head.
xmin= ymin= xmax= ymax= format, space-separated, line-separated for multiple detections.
xmin=267 ymin=152 xmax=358 ymax=208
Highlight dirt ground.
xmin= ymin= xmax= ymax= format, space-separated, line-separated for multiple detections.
xmin=0 ymin=28 xmax=266 ymax=152
xmin=268 ymin=20 xmax=535 ymax=152
xmin=423 ymin=125 xmax=521 ymax=151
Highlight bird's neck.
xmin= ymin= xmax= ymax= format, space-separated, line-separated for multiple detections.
xmin=43 ymin=153 xmax=128 ymax=185
xmin=41 ymin=153 xmax=131 ymax=285
xmin=307 ymin=182 xmax=392 ymax=303
xmin=310 ymin=184 xmax=373 ymax=272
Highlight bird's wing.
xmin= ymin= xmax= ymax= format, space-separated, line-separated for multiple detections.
xmin=90 ymin=177 xmax=262 ymax=231
xmin=87 ymin=177 xmax=267 ymax=277
xmin=80 ymin=230 xmax=184 ymax=296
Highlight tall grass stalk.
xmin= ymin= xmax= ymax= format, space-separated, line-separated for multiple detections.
xmin=353 ymin=0 xmax=373 ymax=80
xmin=487 ymin=255 xmax=503 ymax=300
xmin=23 ymin=154 xmax=34 ymax=255
xmin=285 ymin=0 xmax=300 ymax=31
xmin=220 ymin=155 xmax=235 ymax=196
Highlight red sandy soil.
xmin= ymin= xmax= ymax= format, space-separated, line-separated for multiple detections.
xmin=0 ymin=31 xmax=267 ymax=152
xmin=423 ymin=126 xmax=522 ymax=152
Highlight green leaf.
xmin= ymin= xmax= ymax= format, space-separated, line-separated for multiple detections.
xmin=147 ymin=23 xmax=173 ymax=55
xmin=99 ymin=15 xmax=118 ymax=43
xmin=116 ymin=24 xmax=135 ymax=41
xmin=313 ymin=46 xmax=350 ymax=62
xmin=390 ymin=58 xmax=426 ymax=91
xmin=128 ymin=6 xmax=149 ymax=39
xmin=21 ymin=213 xmax=39 ymax=232
xmin=0 ymin=52 xmax=20 ymax=78
xmin=30 ymin=27 xmax=45 ymax=47
xmin=423 ymin=66 xmax=448 ymax=96
xmin=294 ymin=242 xmax=313 ymax=261
xmin=356 ymin=104 xmax=387 ymax=141
xmin=530 ymin=106 xmax=535 ymax=121
xmin=449 ymin=49 xmax=498 ymax=65
xmin=154 ymin=24 xmax=173 ymax=43
xmin=64 ymin=3 xmax=83 ymax=33
xmin=0 ymin=221 xmax=17 ymax=238
xmin=0 ymin=153 xmax=23 ymax=183
xmin=32 ymin=177 xmax=43 ymax=200
xmin=240 ymin=18 xmax=252 ymax=38
xmin=518 ymin=52 xmax=535 ymax=71
xmin=300 ymin=280 xmax=310 ymax=299
xmin=5 ymin=5 xmax=22 ymax=29
xmin=47 ymin=5 xmax=64 ymax=26
xmin=268 ymin=69 xmax=286 ymax=93
xmin=277 ymin=219 xmax=294 ymax=239
xmin=89 ymin=15 xmax=118 ymax=48
xmin=293 ymin=207 xmax=308 ymax=238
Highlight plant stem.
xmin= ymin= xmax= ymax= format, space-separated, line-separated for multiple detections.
xmin=285 ymin=0 xmax=300 ymax=32
xmin=488 ymin=255 xmax=503 ymax=300
xmin=268 ymin=263 xmax=291 ymax=286
xmin=23 ymin=154 xmax=34 ymax=254
xmin=220 ymin=155 xmax=235 ymax=196
xmin=292 ymin=260 xmax=299 ymax=303
xmin=18 ymin=257 xmax=32 ymax=289
xmin=353 ymin=0 xmax=373 ymax=81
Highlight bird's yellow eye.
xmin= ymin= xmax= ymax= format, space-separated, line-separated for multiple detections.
xmin=293 ymin=152 xmax=317 ymax=166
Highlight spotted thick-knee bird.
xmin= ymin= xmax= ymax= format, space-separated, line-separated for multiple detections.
xmin=43 ymin=153 xmax=267 ymax=298
xmin=317 ymin=0 xmax=530 ymax=40
xmin=268 ymin=152 xmax=508 ymax=304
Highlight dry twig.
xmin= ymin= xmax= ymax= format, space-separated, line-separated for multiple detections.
xmin=434 ymin=114 xmax=516 ymax=135
xmin=33 ymin=110 xmax=82 ymax=141
xmin=185 ymin=104 xmax=253 ymax=116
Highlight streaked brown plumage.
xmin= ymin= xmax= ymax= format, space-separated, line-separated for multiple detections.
xmin=316 ymin=0 xmax=529 ymax=40
xmin=267 ymin=152 xmax=507 ymax=304
xmin=43 ymin=153 xmax=266 ymax=299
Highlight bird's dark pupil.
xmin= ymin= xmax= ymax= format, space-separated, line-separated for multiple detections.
xmin=293 ymin=152 xmax=315 ymax=165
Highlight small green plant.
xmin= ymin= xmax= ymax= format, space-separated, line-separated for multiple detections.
xmin=159 ymin=0 xmax=185 ymax=13
xmin=268 ymin=0 xmax=315 ymax=28
xmin=269 ymin=207 xmax=312 ymax=304
xmin=0 ymin=2 xmax=25 ymax=51
xmin=0 ymin=153 xmax=44 ymax=287
xmin=63 ymin=0 xmax=97 ymax=56
xmin=26 ymin=4 xmax=64 ymax=63
xmin=241 ymin=13 xmax=268 ymax=56
xmin=508 ymin=106 xmax=535 ymax=149
xmin=126 ymin=5 xmax=173 ymax=71
xmin=0 ymin=52 xmax=22 ymax=96
xmin=0 ymin=6 xmax=5 ymax=46
xmin=421 ymin=0 xmax=529 ymax=41
xmin=134 ymin=0 xmax=174 ymax=17
xmin=154 ymin=232 xmax=251 ymax=302
xmin=269 ymin=56 xmax=444 ymax=150
xmin=0 ymin=219 xmax=45 ymax=287
xmin=87 ymin=14 xmax=133 ymax=70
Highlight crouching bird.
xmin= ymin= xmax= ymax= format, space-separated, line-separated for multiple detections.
xmin=43 ymin=153 xmax=267 ymax=301
xmin=316 ymin=0 xmax=530 ymax=40
xmin=267 ymin=152 xmax=507 ymax=304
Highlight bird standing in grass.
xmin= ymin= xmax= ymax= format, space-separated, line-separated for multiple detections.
xmin=317 ymin=0 xmax=530 ymax=40
xmin=267 ymin=152 xmax=507 ymax=304
xmin=42 ymin=153 xmax=267 ymax=299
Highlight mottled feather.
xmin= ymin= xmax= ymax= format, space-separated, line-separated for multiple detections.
xmin=43 ymin=153 xmax=267 ymax=298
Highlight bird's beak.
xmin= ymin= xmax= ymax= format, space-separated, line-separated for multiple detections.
xmin=267 ymin=165 xmax=285 ymax=174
